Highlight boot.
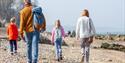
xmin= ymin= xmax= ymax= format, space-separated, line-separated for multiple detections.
xmin=60 ymin=54 xmax=63 ymax=60
xmin=81 ymin=56 xmax=84 ymax=63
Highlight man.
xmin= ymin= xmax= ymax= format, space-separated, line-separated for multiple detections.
xmin=20 ymin=0 xmax=46 ymax=63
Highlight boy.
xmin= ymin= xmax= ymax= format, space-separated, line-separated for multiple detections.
xmin=7 ymin=17 xmax=18 ymax=55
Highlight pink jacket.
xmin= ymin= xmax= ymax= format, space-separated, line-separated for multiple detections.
xmin=51 ymin=26 xmax=65 ymax=43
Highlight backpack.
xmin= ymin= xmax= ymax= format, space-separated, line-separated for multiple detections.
xmin=32 ymin=7 xmax=46 ymax=31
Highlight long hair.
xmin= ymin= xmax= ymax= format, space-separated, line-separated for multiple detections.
xmin=83 ymin=9 xmax=89 ymax=17
xmin=55 ymin=19 xmax=61 ymax=28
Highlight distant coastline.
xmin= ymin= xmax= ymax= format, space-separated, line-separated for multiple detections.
xmin=0 ymin=25 xmax=124 ymax=35
xmin=46 ymin=25 xmax=125 ymax=35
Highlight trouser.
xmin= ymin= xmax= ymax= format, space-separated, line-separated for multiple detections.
xmin=9 ymin=40 xmax=17 ymax=52
xmin=80 ymin=38 xmax=91 ymax=63
xmin=25 ymin=30 xmax=40 ymax=63
xmin=54 ymin=38 xmax=62 ymax=59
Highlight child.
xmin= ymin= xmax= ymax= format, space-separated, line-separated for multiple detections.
xmin=51 ymin=19 xmax=65 ymax=61
xmin=7 ymin=17 xmax=18 ymax=55
xmin=76 ymin=9 xmax=96 ymax=63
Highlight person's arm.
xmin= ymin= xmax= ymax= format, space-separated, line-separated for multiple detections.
xmin=20 ymin=11 xmax=25 ymax=40
xmin=42 ymin=13 xmax=46 ymax=31
xmin=15 ymin=25 xmax=18 ymax=39
xmin=89 ymin=19 xmax=96 ymax=43
xmin=6 ymin=25 xmax=9 ymax=36
xmin=61 ymin=26 xmax=65 ymax=38
xmin=76 ymin=19 xmax=80 ymax=40
xmin=90 ymin=19 xmax=96 ymax=36
xmin=51 ymin=28 xmax=55 ymax=44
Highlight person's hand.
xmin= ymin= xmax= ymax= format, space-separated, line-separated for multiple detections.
xmin=88 ymin=36 xmax=93 ymax=43
xmin=51 ymin=42 xmax=54 ymax=45
xmin=76 ymin=37 xmax=80 ymax=42
xmin=76 ymin=37 xmax=79 ymax=41
xmin=63 ymin=36 xmax=65 ymax=40
xmin=20 ymin=33 xmax=25 ymax=42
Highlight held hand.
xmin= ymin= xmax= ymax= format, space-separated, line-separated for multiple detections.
xmin=51 ymin=41 xmax=54 ymax=45
xmin=51 ymin=42 xmax=54 ymax=45
xmin=76 ymin=37 xmax=80 ymax=42
xmin=20 ymin=33 xmax=25 ymax=42
xmin=76 ymin=37 xmax=79 ymax=41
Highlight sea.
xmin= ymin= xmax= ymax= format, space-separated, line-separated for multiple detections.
xmin=46 ymin=25 xmax=125 ymax=35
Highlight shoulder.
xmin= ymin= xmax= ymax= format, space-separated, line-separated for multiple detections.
xmin=77 ymin=17 xmax=85 ymax=23
xmin=60 ymin=26 xmax=64 ymax=29
xmin=20 ymin=6 xmax=32 ymax=14
xmin=52 ymin=27 xmax=56 ymax=31
xmin=20 ymin=8 xmax=25 ymax=15
xmin=87 ymin=17 xmax=92 ymax=23
xmin=81 ymin=16 xmax=92 ymax=22
xmin=78 ymin=17 xmax=83 ymax=21
xmin=7 ymin=24 xmax=11 ymax=28
xmin=83 ymin=16 xmax=90 ymax=20
xmin=78 ymin=16 xmax=88 ymax=21
xmin=13 ymin=24 xmax=17 ymax=27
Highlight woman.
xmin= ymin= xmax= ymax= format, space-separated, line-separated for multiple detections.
xmin=76 ymin=9 xmax=96 ymax=63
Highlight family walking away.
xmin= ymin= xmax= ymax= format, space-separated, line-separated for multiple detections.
xmin=5 ymin=0 xmax=96 ymax=63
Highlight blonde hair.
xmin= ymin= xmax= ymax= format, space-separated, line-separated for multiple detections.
xmin=55 ymin=19 xmax=61 ymax=28
xmin=83 ymin=9 xmax=89 ymax=17
xmin=10 ymin=17 xmax=16 ymax=23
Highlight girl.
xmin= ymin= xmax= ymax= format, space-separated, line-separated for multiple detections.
xmin=51 ymin=19 xmax=65 ymax=61
xmin=76 ymin=9 xmax=96 ymax=63
xmin=7 ymin=17 xmax=18 ymax=55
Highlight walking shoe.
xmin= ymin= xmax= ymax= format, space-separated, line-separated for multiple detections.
xmin=57 ymin=58 xmax=60 ymax=62
xmin=11 ymin=52 xmax=13 ymax=55
xmin=60 ymin=56 xmax=63 ymax=60
xmin=14 ymin=50 xmax=17 ymax=54
xmin=55 ymin=58 xmax=60 ymax=62
xmin=60 ymin=54 xmax=63 ymax=60
xmin=81 ymin=56 xmax=84 ymax=63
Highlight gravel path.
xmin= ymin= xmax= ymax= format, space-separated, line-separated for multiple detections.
xmin=0 ymin=38 xmax=125 ymax=63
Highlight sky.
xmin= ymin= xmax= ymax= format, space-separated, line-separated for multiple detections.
xmin=30 ymin=0 xmax=125 ymax=33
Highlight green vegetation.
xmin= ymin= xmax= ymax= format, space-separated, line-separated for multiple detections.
xmin=101 ymin=43 xmax=125 ymax=52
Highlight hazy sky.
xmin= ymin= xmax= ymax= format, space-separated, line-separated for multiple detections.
xmin=35 ymin=0 xmax=124 ymax=33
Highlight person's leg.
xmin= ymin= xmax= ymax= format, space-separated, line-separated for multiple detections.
xmin=84 ymin=46 xmax=90 ymax=63
xmin=80 ymin=38 xmax=86 ymax=63
xmin=13 ymin=40 xmax=17 ymax=53
xmin=55 ymin=40 xmax=60 ymax=61
xmin=58 ymin=38 xmax=62 ymax=60
xmin=32 ymin=30 xmax=40 ymax=63
xmin=25 ymin=32 xmax=33 ymax=63
xmin=9 ymin=40 xmax=13 ymax=55
xmin=84 ymin=38 xmax=90 ymax=63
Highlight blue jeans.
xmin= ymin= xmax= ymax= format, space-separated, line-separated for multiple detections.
xmin=25 ymin=30 xmax=40 ymax=63
xmin=54 ymin=38 xmax=62 ymax=59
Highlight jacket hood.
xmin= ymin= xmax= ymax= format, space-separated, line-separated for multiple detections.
xmin=32 ymin=7 xmax=42 ymax=15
